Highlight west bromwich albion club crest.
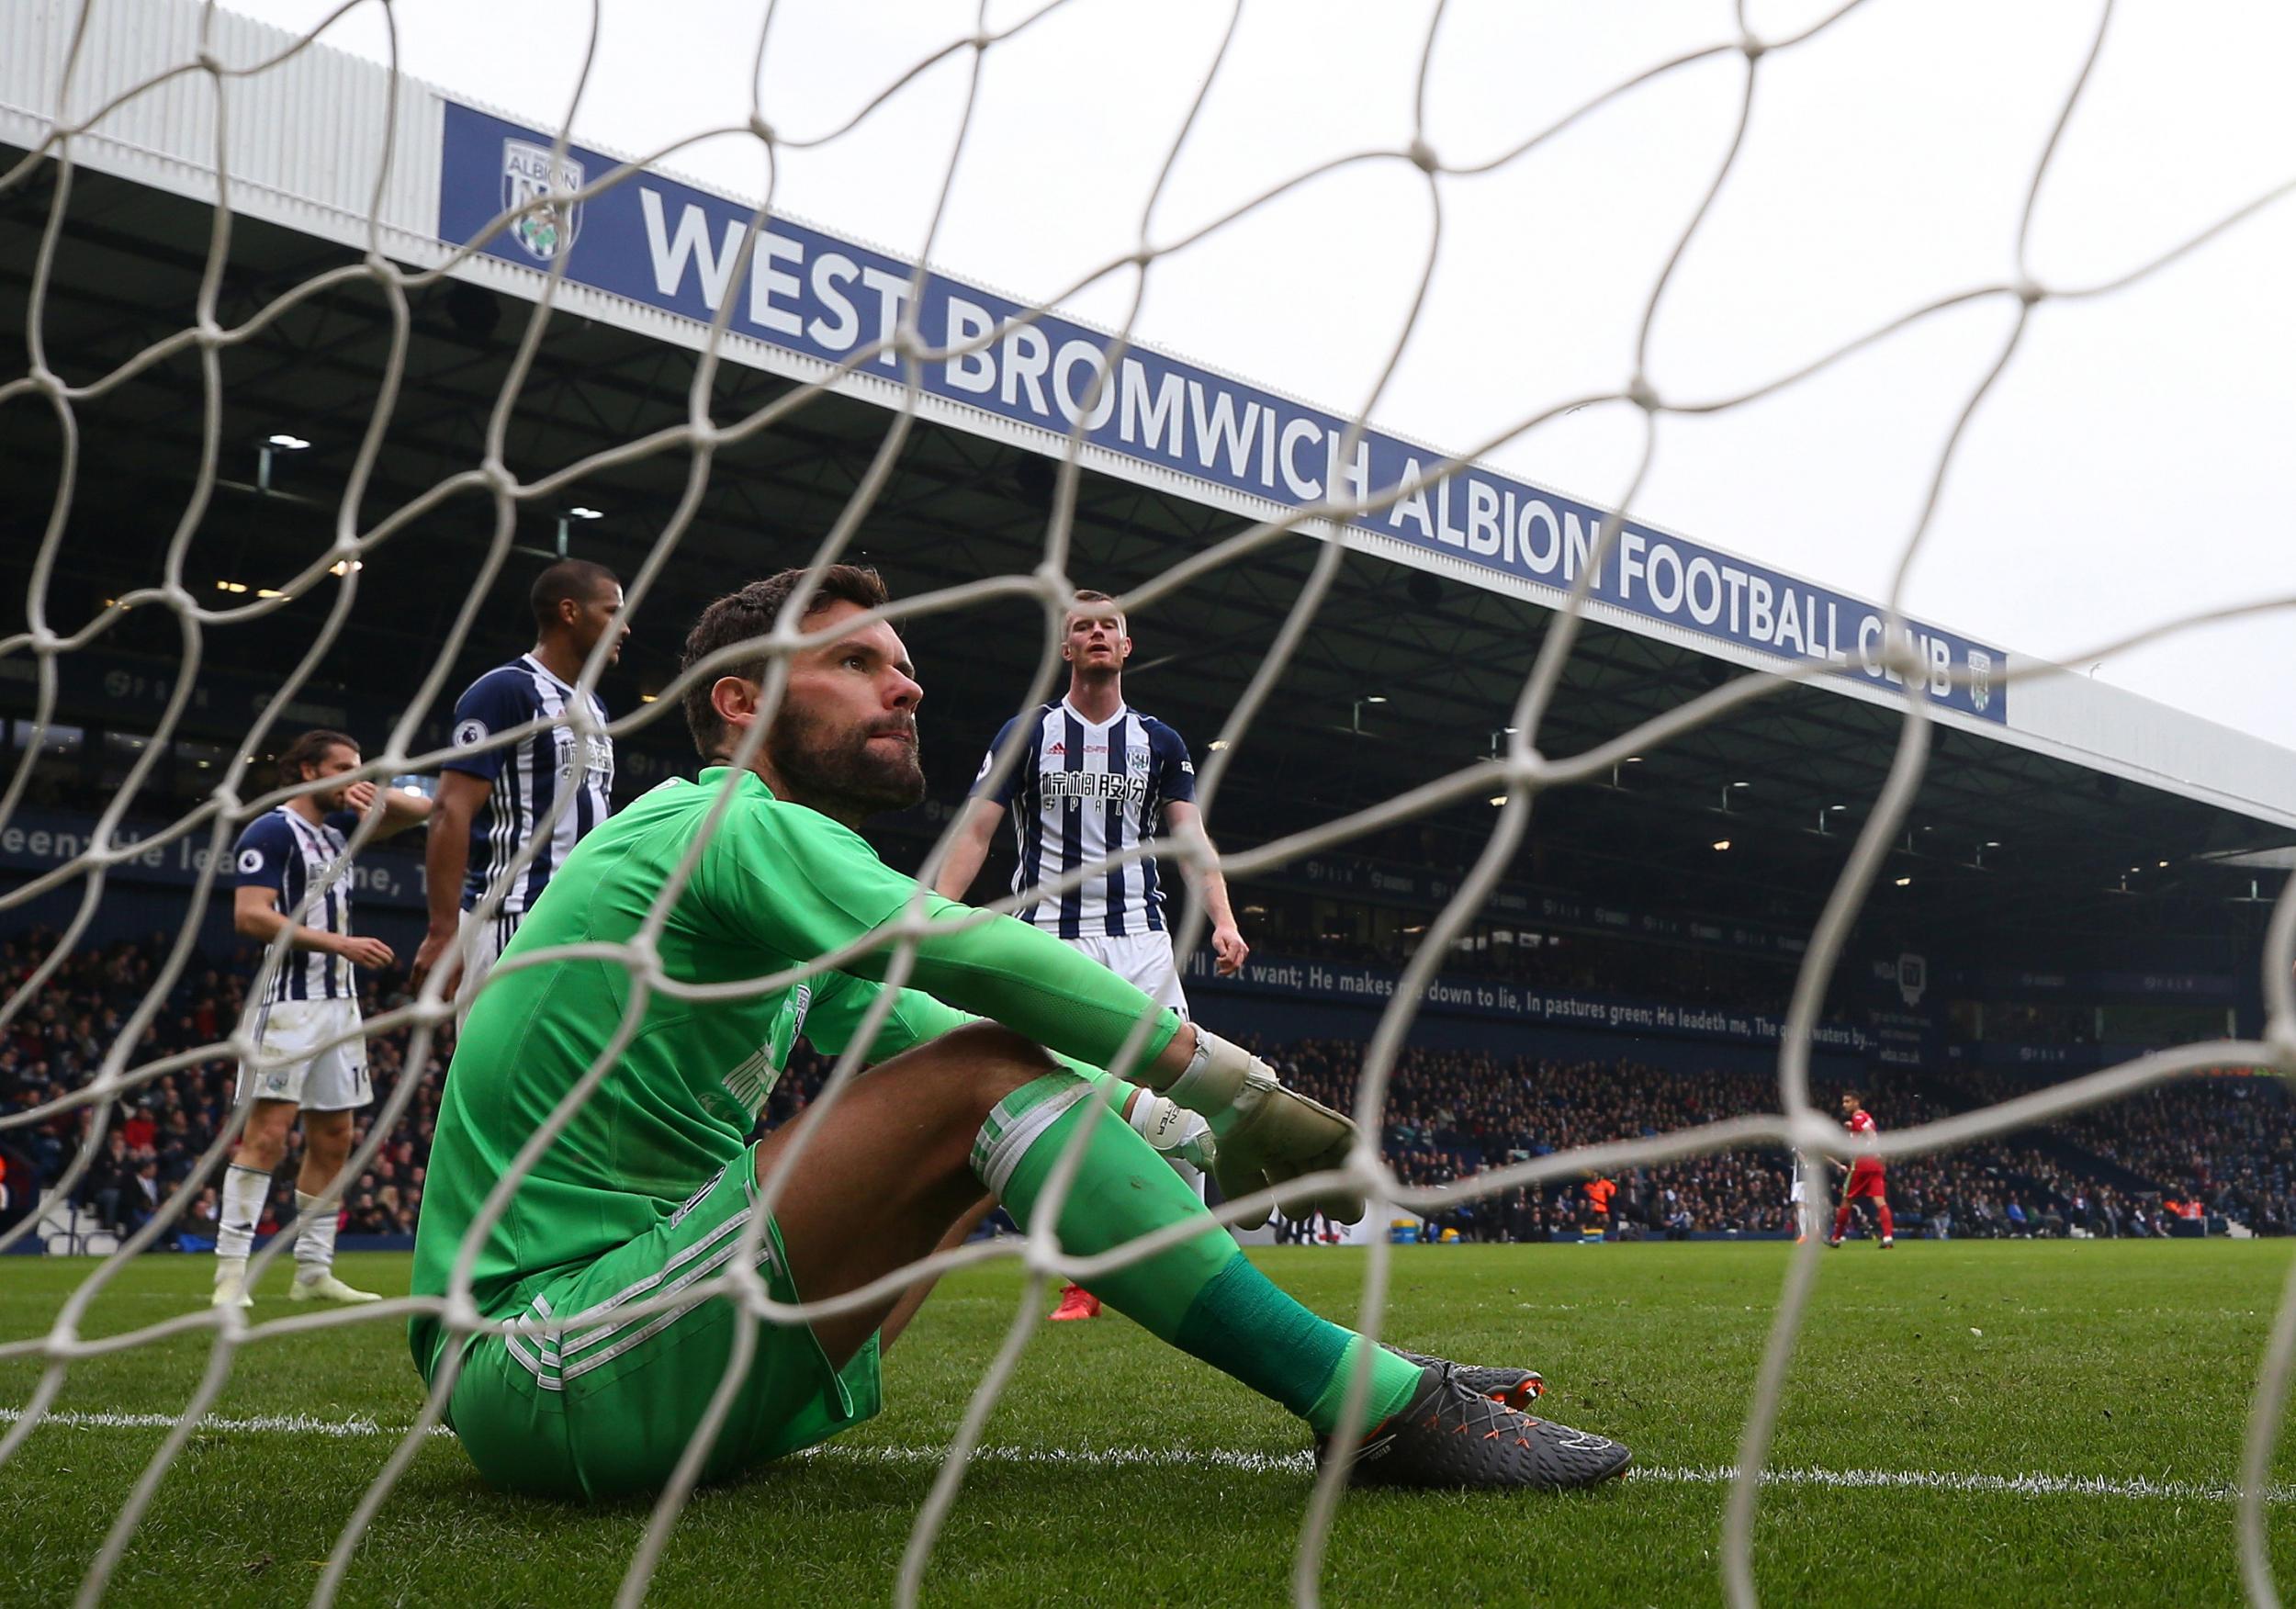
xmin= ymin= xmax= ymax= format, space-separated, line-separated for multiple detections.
xmin=1966 ymin=648 xmax=1992 ymax=714
xmin=501 ymin=140 xmax=584 ymax=262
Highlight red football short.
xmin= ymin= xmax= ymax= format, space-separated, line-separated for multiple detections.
xmin=1843 ymin=1162 xmax=1886 ymax=1199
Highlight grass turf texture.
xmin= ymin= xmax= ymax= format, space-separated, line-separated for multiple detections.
xmin=5 ymin=1241 xmax=2294 ymax=1606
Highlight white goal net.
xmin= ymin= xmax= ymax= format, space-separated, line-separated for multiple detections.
xmin=4 ymin=1 xmax=2295 ymax=1604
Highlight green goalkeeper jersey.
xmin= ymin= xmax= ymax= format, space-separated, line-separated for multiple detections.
xmin=409 ymin=766 xmax=1183 ymax=1380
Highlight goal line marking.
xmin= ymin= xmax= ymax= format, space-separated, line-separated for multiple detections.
xmin=2 ymin=1406 xmax=2282 ymax=1505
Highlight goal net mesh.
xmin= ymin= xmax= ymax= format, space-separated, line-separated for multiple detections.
xmin=4 ymin=2 xmax=2294 ymax=1604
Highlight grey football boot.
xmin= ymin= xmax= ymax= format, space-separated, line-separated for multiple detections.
xmin=1319 ymin=1362 xmax=1630 ymax=1491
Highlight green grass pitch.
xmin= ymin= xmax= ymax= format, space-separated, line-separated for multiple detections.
xmin=6 ymin=1241 xmax=2295 ymax=1606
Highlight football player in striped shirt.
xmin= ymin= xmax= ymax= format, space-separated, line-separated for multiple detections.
xmin=1827 ymin=1089 xmax=1895 ymax=1249
xmin=936 ymin=591 xmax=1248 ymax=1320
xmin=936 ymin=591 xmax=1247 ymax=1010
xmin=412 ymin=559 xmax=627 ymax=1023
xmin=215 ymin=728 xmax=432 ymax=1308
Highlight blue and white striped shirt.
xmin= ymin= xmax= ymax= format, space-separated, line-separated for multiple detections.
xmin=444 ymin=655 xmax=614 ymax=918
xmin=231 ymin=806 xmax=357 ymax=1003
xmin=972 ymin=699 xmax=1195 ymax=939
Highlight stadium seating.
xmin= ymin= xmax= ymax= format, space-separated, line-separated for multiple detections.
xmin=4 ymin=931 xmax=2280 ymax=1249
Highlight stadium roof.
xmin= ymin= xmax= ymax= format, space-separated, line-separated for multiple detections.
xmin=4 ymin=0 xmax=2291 ymax=959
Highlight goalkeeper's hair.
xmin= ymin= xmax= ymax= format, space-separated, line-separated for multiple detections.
xmin=679 ymin=564 xmax=891 ymax=758
xmin=529 ymin=557 xmax=621 ymax=632
xmin=276 ymin=727 xmax=357 ymax=787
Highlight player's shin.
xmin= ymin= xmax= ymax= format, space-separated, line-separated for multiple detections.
xmin=293 ymin=1188 xmax=340 ymax=1277
xmin=217 ymin=1164 xmax=267 ymax=1262
xmin=975 ymin=1074 xmax=1420 ymax=1435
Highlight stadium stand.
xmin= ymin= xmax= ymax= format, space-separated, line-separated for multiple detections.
xmin=8 ymin=928 xmax=2273 ymax=1256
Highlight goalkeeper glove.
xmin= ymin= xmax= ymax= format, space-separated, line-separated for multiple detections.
xmin=1162 ymin=1029 xmax=1364 ymax=1229
xmin=1126 ymin=1088 xmax=1218 ymax=1173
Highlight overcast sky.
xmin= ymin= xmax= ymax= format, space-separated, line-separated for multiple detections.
xmin=218 ymin=0 xmax=2296 ymax=750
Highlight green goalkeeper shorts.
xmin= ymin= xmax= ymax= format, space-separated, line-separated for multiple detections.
xmin=445 ymin=1146 xmax=883 ymax=1501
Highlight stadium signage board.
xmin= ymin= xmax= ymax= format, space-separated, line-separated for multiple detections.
xmin=1287 ymin=852 xmax=1809 ymax=958
xmin=0 ymin=808 xmax=428 ymax=908
xmin=435 ymin=104 xmax=2008 ymax=726
xmin=1180 ymin=950 xmax=1883 ymax=1054
xmin=1959 ymin=967 xmax=2236 ymax=1001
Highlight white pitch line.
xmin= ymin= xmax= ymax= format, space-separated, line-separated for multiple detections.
xmin=3 ymin=1407 xmax=2286 ymax=1504
xmin=0 ymin=1407 xmax=455 ymax=1438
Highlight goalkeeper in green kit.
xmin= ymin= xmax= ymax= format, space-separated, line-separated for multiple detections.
xmin=409 ymin=565 xmax=1628 ymax=1501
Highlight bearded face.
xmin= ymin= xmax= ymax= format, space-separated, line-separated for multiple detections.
xmin=305 ymin=746 xmax=361 ymax=812
xmin=767 ymin=697 xmax=925 ymax=818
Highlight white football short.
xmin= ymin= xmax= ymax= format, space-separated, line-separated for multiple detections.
xmin=1062 ymin=929 xmax=1189 ymax=1018
xmin=237 ymin=997 xmax=370 ymax=1111
xmin=454 ymin=908 xmax=523 ymax=1030
xmin=1063 ymin=929 xmax=1201 ymax=1198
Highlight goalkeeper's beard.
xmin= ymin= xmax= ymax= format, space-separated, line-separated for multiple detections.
xmin=766 ymin=708 xmax=926 ymax=821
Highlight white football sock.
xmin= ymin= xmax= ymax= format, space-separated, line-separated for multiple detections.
xmin=293 ymin=1188 xmax=340 ymax=1279
xmin=217 ymin=1165 xmax=268 ymax=1263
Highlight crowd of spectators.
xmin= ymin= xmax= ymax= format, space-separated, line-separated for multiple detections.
xmin=1927 ymin=1063 xmax=2295 ymax=1238
xmin=4 ymin=932 xmax=2286 ymax=1252
xmin=0 ymin=931 xmax=440 ymax=1247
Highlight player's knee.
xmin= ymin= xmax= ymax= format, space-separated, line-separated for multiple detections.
xmin=933 ymin=1021 xmax=1059 ymax=1109
xmin=303 ymin=1114 xmax=354 ymax=1167
xmin=238 ymin=1120 xmax=291 ymax=1170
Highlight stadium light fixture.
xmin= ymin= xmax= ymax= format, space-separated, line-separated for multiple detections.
xmin=1351 ymin=695 xmax=1388 ymax=734
xmin=1489 ymin=794 xmax=1508 ymax=807
xmin=1208 ymin=739 xmax=1229 ymax=750
xmin=556 ymin=505 xmax=605 ymax=556
xmin=2157 ymin=860 xmax=2169 ymax=869
xmin=330 ymin=559 xmax=363 ymax=576
xmin=215 ymin=579 xmax=247 ymax=593
xmin=255 ymin=433 xmax=309 ymax=492
xmin=1894 ymin=876 xmax=1912 ymax=886
xmin=1711 ymin=838 xmax=1730 ymax=851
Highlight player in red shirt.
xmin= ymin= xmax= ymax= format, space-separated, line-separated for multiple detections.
xmin=1828 ymin=1090 xmax=1895 ymax=1249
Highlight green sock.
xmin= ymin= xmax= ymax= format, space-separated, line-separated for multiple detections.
xmin=976 ymin=1074 xmax=1424 ymax=1435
